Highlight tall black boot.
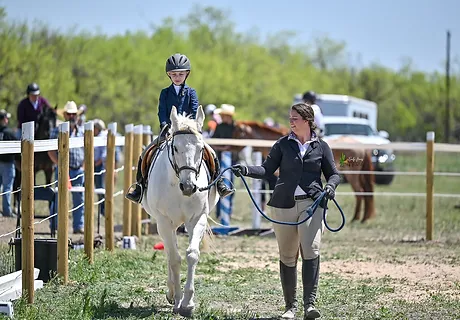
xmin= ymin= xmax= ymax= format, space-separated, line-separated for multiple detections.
xmin=302 ymin=256 xmax=321 ymax=319
xmin=280 ymin=261 xmax=298 ymax=319
xmin=213 ymin=156 xmax=235 ymax=198
xmin=125 ymin=157 xmax=144 ymax=203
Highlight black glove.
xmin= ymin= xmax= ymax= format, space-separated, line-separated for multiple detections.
xmin=231 ymin=164 xmax=248 ymax=177
xmin=324 ymin=184 xmax=335 ymax=200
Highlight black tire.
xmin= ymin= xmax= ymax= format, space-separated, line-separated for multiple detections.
xmin=375 ymin=173 xmax=394 ymax=185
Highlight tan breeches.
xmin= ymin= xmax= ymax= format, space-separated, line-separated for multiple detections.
xmin=271 ymin=198 xmax=324 ymax=267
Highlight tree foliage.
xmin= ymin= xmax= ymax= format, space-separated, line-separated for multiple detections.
xmin=1 ymin=6 xmax=459 ymax=141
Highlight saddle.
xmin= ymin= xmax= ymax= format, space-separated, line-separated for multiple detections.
xmin=140 ymin=139 xmax=217 ymax=182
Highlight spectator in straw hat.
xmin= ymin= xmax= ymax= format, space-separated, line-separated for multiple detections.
xmin=0 ymin=109 xmax=17 ymax=217
xmin=48 ymin=101 xmax=85 ymax=234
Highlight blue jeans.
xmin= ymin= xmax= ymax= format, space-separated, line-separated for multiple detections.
xmin=215 ymin=168 xmax=235 ymax=224
xmin=0 ymin=162 xmax=15 ymax=216
xmin=94 ymin=164 xmax=105 ymax=215
xmin=53 ymin=167 xmax=85 ymax=232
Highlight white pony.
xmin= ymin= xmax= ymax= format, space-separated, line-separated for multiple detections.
xmin=141 ymin=105 xmax=219 ymax=317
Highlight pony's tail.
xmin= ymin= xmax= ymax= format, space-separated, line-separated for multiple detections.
xmin=201 ymin=222 xmax=215 ymax=254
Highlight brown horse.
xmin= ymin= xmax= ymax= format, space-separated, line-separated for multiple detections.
xmin=232 ymin=121 xmax=289 ymax=158
xmin=13 ymin=106 xmax=58 ymax=209
xmin=232 ymin=121 xmax=376 ymax=223
xmin=325 ymin=136 xmax=375 ymax=222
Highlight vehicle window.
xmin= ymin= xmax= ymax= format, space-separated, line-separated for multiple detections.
xmin=325 ymin=123 xmax=375 ymax=136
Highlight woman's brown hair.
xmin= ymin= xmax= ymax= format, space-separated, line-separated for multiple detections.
xmin=291 ymin=102 xmax=317 ymax=131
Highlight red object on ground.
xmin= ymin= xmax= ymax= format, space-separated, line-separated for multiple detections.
xmin=153 ymin=242 xmax=164 ymax=250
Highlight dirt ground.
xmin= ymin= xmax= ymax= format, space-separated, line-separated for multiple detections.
xmin=206 ymin=236 xmax=460 ymax=304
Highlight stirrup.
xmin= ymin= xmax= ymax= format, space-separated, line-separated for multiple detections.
xmin=125 ymin=182 xmax=144 ymax=203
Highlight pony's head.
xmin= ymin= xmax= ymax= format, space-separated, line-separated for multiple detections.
xmin=36 ymin=105 xmax=58 ymax=140
xmin=169 ymin=105 xmax=205 ymax=196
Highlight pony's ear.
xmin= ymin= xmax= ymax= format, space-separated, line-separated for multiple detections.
xmin=195 ymin=105 xmax=205 ymax=132
xmin=170 ymin=105 xmax=179 ymax=131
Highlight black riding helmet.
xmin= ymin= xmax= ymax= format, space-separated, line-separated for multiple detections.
xmin=165 ymin=53 xmax=191 ymax=73
xmin=27 ymin=83 xmax=40 ymax=95
xmin=302 ymin=90 xmax=317 ymax=103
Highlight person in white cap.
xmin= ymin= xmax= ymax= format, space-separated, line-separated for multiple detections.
xmin=0 ymin=109 xmax=17 ymax=217
xmin=48 ymin=101 xmax=85 ymax=234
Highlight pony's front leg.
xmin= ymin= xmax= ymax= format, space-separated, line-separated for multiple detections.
xmin=156 ymin=217 xmax=182 ymax=312
xmin=180 ymin=213 xmax=208 ymax=317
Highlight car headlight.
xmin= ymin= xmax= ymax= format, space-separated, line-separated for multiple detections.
xmin=376 ymin=149 xmax=395 ymax=163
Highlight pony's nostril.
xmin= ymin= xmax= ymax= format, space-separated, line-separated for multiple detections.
xmin=179 ymin=183 xmax=184 ymax=191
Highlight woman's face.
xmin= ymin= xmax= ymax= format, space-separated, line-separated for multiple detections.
xmin=167 ymin=71 xmax=188 ymax=85
xmin=289 ymin=109 xmax=310 ymax=136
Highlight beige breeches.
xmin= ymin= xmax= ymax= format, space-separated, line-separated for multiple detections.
xmin=271 ymin=198 xmax=324 ymax=267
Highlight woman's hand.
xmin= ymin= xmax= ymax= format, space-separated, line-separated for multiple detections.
xmin=324 ymin=184 xmax=335 ymax=200
xmin=231 ymin=164 xmax=248 ymax=177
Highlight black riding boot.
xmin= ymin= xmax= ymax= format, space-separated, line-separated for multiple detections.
xmin=302 ymin=256 xmax=321 ymax=319
xmin=125 ymin=157 xmax=144 ymax=203
xmin=280 ymin=261 xmax=298 ymax=319
xmin=213 ymin=156 xmax=235 ymax=198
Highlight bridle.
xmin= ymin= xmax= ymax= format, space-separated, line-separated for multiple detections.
xmin=168 ymin=129 xmax=204 ymax=179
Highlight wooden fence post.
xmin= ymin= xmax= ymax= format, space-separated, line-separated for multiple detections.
xmin=426 ymin=131 xmax=435 ymax=241
xmin=57 ymin=122 xmax=70 ymax=283
xmin=131 ymin=125 xmax=143 ymax=238
xmin=123 ymin=124 xmax=134 ymax=236
xmin=142 ymin=125 xmax=152 ymax=235
xmin=105 ymin=123 xmax=116 ymax=251
xmin=21 ymin=121 xmax=34 ymax=303
xmin=84 ymin=122 xmax=95 ymax=263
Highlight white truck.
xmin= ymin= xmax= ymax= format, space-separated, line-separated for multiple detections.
xmin=294 ymin=93 xmax=395 ymax=184
xmin=316 ymin=94 xmax=378 ymax=131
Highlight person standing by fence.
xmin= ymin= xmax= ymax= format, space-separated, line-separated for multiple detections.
xmin=16 ymin=83 xmax=54 ymax=139
xmin=212 ymin=104 xmax=238 ymax=223
xmin=0 ymin=109 xmax=17 ymax=217
xmin=48 ymin=101 xmax=85 ymax=234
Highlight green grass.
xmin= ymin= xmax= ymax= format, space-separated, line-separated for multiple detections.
xmin=1 ymin=152 xmax=459 ymax=319
xmin=3 ymin=236 xmax=460 ymax=320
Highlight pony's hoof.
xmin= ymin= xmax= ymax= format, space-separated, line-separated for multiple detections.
xmin=166 ymin=292 xmax=174 ymax=305
xmin=179 ymin=306 xmax=194 ymax=318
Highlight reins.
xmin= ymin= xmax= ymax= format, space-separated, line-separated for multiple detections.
xmin=199 ymin=167 xmax=345 ymax=232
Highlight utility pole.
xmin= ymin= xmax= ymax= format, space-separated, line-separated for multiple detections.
xmin=445 ymin=30 xmax=451 ymax=143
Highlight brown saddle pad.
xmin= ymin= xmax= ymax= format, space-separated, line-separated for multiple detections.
xmin=141 ymin=141 xmax=217 ymax=181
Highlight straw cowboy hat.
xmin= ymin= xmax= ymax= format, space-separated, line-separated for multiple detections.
xmin=215 ymin=104 xmax=235 ymax=116
xmin=57 ymin=101 xmax=83 ymax=118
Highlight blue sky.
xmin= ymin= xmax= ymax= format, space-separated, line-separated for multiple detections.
xmin=2 ymin=0 xmax=459 ymax=73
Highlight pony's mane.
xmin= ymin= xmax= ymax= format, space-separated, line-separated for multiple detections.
xmin=174 ymin=114 xmax=201 ymax=135
xmin=236 ymin=120 xmax=289 ymax=135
